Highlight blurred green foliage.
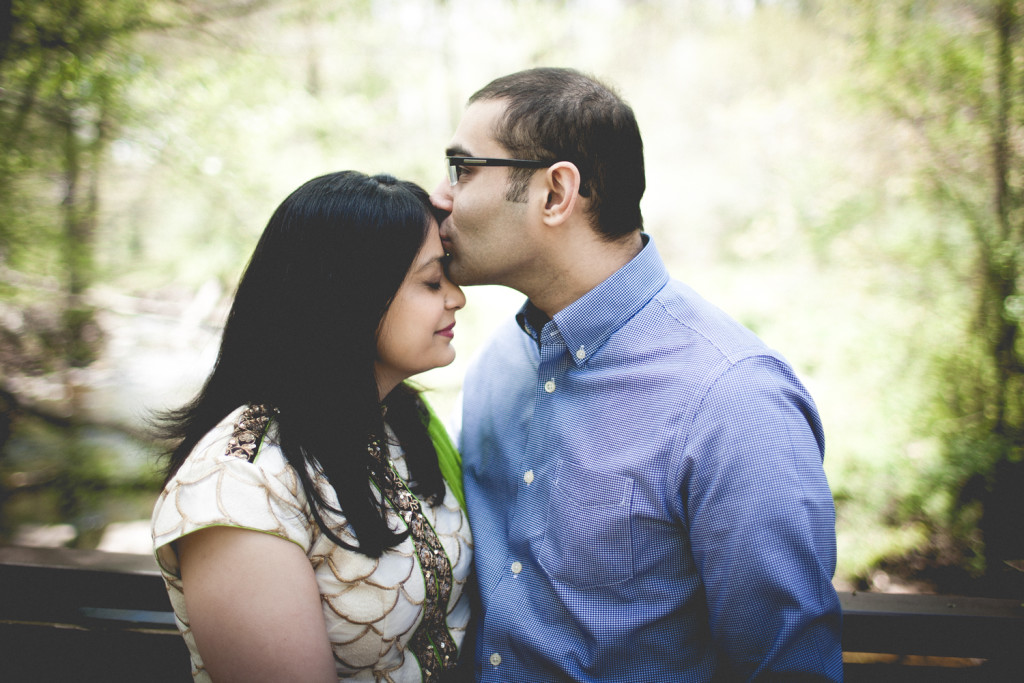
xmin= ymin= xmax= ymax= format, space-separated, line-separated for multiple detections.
xmin=841 ymin=0 xmax=1024 ymax=593
xmin=0 ymin=0 xmax=1021 ymax=594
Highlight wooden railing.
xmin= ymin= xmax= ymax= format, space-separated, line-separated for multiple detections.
xmin=840 ymin=589 xmax=1023 ymax=681
xmin=1 ymin=545 xmax=1021 ymax=681
xmin=0 ymin=546 xmax=188 ymax=682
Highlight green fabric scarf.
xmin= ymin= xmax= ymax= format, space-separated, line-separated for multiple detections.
xmin=421 ymin=397 xmax=465 ymax=511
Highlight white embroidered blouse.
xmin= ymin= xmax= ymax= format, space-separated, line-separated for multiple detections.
xmin=151 ymin=406 xmax=473 ymax=682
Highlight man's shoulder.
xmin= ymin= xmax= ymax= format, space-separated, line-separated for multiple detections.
xmin=640 ymin=278 xmax=772 ymax=359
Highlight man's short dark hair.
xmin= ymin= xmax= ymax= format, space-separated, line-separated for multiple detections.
xmin=469 ymin=67 xmax=645 ymax=239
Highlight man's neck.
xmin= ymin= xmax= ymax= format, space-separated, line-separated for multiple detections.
xmin=526 ymin=230 xmax=644 ymax=318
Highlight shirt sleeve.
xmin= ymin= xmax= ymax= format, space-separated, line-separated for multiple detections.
xmin=151 ymin=432 xmax=315 ymax=578
xmin=680 ymin=354 xmax=843 ymax=680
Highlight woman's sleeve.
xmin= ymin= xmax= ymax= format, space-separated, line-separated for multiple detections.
xmin=152 ymin=436 xmax=315 ymax=578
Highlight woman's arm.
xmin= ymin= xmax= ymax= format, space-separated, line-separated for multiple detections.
xmin=178 ymin=526 xmax=337 ymax=682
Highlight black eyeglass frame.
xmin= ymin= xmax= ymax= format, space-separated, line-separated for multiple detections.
xmin=445 ymin=156 xmax=554 ymax=186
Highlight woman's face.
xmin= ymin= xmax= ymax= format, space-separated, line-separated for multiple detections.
xmin=375 ymin=219 xmax=466 ymax=397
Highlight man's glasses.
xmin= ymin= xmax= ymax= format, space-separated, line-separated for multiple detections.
xmin=446 ymin=156 xmax=553 ymax=186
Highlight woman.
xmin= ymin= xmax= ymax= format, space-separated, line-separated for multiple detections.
xmin=151 ymin=171 xmax=471 ymax=682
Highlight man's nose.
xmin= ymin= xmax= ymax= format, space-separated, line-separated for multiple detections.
xmin=430 ymin=177 xmax=453 ymax=212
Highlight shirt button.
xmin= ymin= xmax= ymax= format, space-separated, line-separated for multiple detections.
xmin=523 ymin=469 xmax=534 ymax=484
xmin=511 ymin=561 xmax=523 ymax=574
xmin=576 ymin=345 xmax=586 ymax=360
xmin=544 ymin=379 xmax=556 ymax=393
xmin=490 ymin=652 xmax=502 ymax=666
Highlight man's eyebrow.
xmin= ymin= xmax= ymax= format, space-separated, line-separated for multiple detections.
xmin=446 ymin=145 xmax=472 ymax=157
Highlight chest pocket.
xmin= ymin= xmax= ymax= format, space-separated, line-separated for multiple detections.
xmin=538 ymin=460 xmax=636 ymax=588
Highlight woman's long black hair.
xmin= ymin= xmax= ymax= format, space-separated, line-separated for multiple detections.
xmin=154 ymin=171 xmax=447 ymax=558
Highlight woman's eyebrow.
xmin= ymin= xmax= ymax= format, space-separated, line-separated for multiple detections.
xmin=414 ymin=256 xmax=445 ymax=274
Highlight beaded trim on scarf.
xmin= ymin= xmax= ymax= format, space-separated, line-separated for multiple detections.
xmin=368 ymin=438 xmax=458 ymax=681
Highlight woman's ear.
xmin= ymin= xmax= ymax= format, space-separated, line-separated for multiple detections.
xmin=542 ymin=161 xmax=582 ymax=226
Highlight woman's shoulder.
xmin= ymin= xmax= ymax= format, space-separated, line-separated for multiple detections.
xmin=152 ymin=405 xmax=316 ymax=574
xmin=155 ymin=405 xmax=308 ymax=531
xmin=172 ymin=405 xmax=291 ymax=481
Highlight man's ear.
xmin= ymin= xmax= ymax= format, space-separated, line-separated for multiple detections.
xmin=541 ymin=161 xmax=582 ymax=227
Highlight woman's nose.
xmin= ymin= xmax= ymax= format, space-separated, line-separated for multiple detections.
xmin=447 ymin=282 xmax=466 ymax=310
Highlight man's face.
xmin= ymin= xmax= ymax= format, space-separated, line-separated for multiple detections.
xmin=430 ymin=99 xmax=534 ymax=288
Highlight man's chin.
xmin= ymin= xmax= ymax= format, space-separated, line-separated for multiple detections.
xmin=444 ymin=261 xmax=479 ymax=287
xmin=446 ymin=266 xmax=469 ymax=287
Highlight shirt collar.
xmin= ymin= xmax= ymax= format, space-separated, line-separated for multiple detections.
xmin=515 ymin=234 xmax=669 ymax=366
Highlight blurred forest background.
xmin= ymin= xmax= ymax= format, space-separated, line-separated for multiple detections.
xmin=1 ymin=0 xmax=1022 ymax=598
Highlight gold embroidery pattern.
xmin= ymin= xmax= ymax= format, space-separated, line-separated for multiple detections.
xmin=224 ymin=404 xmax=276 ymax=461
xmin=369 ymin=438 xmax=458 ymax=681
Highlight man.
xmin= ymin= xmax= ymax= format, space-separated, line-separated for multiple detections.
xmin=431 ymin=67 xmax=842 ymax=682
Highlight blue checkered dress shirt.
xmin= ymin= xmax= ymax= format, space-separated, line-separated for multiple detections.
xmin=458 ymin=236 xmax=843 ymax=682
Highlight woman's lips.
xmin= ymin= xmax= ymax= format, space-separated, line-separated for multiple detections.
xmin=436 ymin=322 xmax=456 ymax=338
